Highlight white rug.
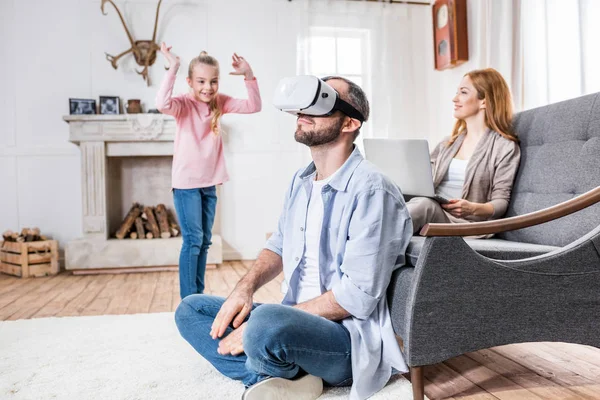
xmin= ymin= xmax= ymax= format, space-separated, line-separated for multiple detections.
xmin=0 ymin=313 xmax=419 ymax=400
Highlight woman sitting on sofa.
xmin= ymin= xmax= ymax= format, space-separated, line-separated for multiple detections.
xmin=408 ymin=68 xmax=521 ymax=235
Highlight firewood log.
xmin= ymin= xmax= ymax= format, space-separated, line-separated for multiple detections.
xmin=25 ymin=227 xmax=41 ymax=242
xmin=130 ymin=232 xmax=138 ymax=239
xmin=141 ymin=210 xmax=156 ymax=239
xmin=116 ymin=203 xmax=142 ymax=239
xmin=2 ymin=230 xmax=18 ymax=242
xmin=166 ymin=208 xmax=180 ymax=237
xmin=143 ymin=206 xmax=160 ymax=239
xmin=135 ymin=217 xmax=145 ymax=239
xmin=155 ymin=204 xmax=172 ymax=239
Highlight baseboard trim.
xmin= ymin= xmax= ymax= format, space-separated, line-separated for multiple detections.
xmin=71 ymin=264 xmax=219 ymax=275
xmin=223 ymin=250 xmax=259 ymax=261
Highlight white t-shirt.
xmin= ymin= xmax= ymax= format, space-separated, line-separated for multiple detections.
xmin=295 ymin=170 xmax=338 ymax=304
xmin=436 ymin=158 xmax=468 ymax=200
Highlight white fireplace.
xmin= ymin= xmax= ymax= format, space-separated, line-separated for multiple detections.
xmin=64 ymin=114 xmax=222 ymax=271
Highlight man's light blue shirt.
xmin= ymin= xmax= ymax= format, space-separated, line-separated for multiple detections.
xmin=265 ymin=147 xmax=413 ymax=400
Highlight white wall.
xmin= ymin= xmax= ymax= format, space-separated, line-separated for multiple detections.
xmin=0 ymin=0 xmax=501 ymax=260
xmin=0 ymin=0 xmax=308 ymax=260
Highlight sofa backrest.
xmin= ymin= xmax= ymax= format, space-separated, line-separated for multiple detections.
xmin=497 ymin=92 xmax=600 ymax=246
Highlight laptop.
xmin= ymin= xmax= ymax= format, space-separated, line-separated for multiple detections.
xmin=363 ymin=138 xmax=450 ymax=204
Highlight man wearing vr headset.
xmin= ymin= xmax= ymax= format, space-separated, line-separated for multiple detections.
xmin=175 ymin=76 xmax=413 ymax=400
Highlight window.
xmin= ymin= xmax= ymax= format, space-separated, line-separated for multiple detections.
xmin=298 ymin=27 xmax=372 ymax=143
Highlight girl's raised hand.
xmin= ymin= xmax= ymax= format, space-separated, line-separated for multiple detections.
xmin=229 ymin=53 xmax=254 ymax=80
xmin=160 ymin=42 xmax=180 ymax=68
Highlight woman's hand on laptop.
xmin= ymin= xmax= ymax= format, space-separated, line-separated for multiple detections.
xmin=442 ymin=199 xmax=477 ymax=218
xmin=442 ymin=199 xmax=495 ymax=219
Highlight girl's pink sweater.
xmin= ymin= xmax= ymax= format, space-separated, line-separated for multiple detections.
xmin=156 ymin=67 xmax=262 ymax=189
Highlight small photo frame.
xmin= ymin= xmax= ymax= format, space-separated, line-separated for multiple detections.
xmin=99 ymin=96 xmax=120 ymax=115
xmin=69 ymin=98 xmax=96 ymax=115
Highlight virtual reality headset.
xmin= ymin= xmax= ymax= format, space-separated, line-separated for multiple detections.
xmin=273 ymin=75 xmax=365 ymax=122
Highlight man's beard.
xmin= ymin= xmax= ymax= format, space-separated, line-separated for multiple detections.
xmin=294 ymin=117 xmax=345 ymax=147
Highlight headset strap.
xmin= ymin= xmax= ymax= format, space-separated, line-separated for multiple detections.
xmin=334 ymin=98 xmax=365 ymax=122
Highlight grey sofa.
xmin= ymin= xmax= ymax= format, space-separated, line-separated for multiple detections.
xmin=388 ymin=92 xmax=600 ymax=400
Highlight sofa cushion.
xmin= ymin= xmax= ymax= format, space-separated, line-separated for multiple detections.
xmin=498 ymin=92 xmax=600 ymax=247
xmin=405 ymin=236 xmax=559 ymax=266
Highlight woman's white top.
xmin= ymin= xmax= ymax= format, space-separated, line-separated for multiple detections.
xmin=436 ymin=158 xmax=468 ymax=200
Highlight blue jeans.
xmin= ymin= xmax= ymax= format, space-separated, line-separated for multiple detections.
xmin=174 ymin=295 xmax=353 ymax=387
xmin=173 ymin=187 xmax=217 ymax=298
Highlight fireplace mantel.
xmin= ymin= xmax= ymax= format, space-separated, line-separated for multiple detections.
xmin=65 ymin=114 xmax=179 ymax=157
xmin=65 ymin=114 xmax=175 ymax=143
xmin=64 ymin=114 xmax=222 ymax=271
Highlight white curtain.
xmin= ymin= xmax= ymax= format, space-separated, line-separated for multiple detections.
xmin=474 ymin=0 xmax=524 ymax=110
xmin=520 ymin=0 xmax=600 ymax=110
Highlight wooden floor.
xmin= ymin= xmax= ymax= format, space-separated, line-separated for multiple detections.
xmin=1 ymin=263 xmax=599 ymax=400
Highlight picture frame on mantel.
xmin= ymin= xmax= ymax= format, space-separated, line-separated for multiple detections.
xmin=432 ymin=0 xmax=468 ymax=70
xmin=69 ymin=98 xmax=97 ymax=115
xmin=99 ymin=96 xmax=120 ymax=115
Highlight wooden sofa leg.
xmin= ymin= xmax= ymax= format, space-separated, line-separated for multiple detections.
xmin=410 ymin=366 xmax=424 ymax=400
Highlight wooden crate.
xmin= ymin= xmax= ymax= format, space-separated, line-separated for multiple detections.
xmin=0 ymin=240 xmax=59 ymax=278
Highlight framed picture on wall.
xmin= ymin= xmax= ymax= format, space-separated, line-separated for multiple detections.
xmin=99 ymin=96 xmax=120 ymax=115
xmin=69 ymin=98 xmax=97 ymax=115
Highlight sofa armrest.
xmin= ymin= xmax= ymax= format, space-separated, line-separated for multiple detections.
xmin=421 ymin=186 xmax=600 ymax=237
xmin=393 ymin=230 xmax=600 ymax=366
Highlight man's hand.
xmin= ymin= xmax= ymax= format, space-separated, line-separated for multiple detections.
xmin=210 ymin=288 xmax=253 ymax=339
xmin=217 ymin=322 xmax=247 ymax=356
xmin=294 ymin=290 xmax=351 ymax=321
xmin=209 ymin=249 xmax=283 ymax=339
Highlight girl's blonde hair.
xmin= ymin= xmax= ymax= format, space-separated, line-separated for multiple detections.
xmin=449 ymin=68 xmax=518 ymax=145
xmin=188 ymin=51 xmax=222 ymax=134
